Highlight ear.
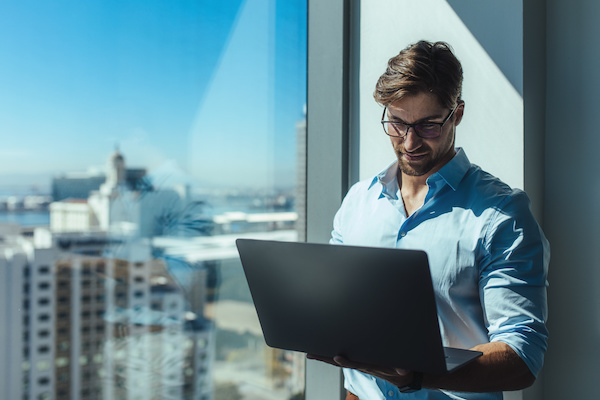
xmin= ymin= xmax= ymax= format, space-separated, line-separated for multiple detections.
xmin=454 ymin=101 xmax=465 ymax=126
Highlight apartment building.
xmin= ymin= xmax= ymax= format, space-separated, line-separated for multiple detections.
xmin=1 ymin=226 xmax=213 ymax=400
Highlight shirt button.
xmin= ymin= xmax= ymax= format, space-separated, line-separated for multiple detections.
xmin=388 ymin=390 xmax=396 ymax=397
xmin=399 ymin=231 xmax=406 ymax=237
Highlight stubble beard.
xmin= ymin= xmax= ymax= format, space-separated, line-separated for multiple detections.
xmin=395 ymin=141 xmax=456 ymax=177
xmin=397 ymin=155 xmax=436 ymax=176
xmin=395 ymin=145 xmax=438 ymax=177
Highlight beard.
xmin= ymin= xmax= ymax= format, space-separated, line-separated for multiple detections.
xmin=395 ymin=145 xmax=455 ymax=177
xmin=396 ymin=154 xmax=437 ymax=176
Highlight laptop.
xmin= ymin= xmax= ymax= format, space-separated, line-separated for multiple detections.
xmin=235 ymin=239 xmax=482 ymax=375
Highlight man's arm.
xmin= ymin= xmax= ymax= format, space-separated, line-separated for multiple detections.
xmin=424 ymin=341 xmax=534 ymax=392
xmin=308 ymin=341 xmax=535 ymax=393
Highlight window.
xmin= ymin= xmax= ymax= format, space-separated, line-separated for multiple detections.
xmin=38 ymin=298 xmax=50 ymax=306
xmin=38 ymin=266 xmax=50 ymax=275
xmin=36 ymin=361 xmax=50 ymax=371
xmin=0 ymin=1 xmax=306 ymax=400
xmin=38 ymin=314 xmax=50 ymax=322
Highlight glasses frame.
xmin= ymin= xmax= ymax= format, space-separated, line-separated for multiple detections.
xmin=380 ymin=101 xmax=463 ymax=139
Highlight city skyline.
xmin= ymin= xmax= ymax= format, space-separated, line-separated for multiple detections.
xmin=0 ymin=2 xmax=308 ymax=398
xmin=0 ymin=0 xmax=307 ymax=192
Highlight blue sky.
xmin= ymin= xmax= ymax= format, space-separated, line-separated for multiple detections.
xmin=0 ymin=0 xmax=306 ymax=192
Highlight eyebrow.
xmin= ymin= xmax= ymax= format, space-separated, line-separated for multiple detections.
xmin=386 ymin=111 xmax=445 ymax=124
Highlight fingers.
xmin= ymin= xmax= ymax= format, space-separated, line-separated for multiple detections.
xmin=306 ymin=354 xmax=338 ymax=367
xmin=332 ymin=355 xmax=355 ymax=368
xmin=308 ymin=354 xmax=411 ymax=377
xmin=332 ymin=356 xmax=410 ymax=378
xmin=394 ymin=368 xmax=411 ymax=376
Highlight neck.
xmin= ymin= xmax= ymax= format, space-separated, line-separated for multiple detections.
xmin=396 ymin=147 xmax=456 ymax=216
xmin=397 ymin=173 xmax=429 ymax=217
xmin=398 ymin=172 xmax=428 ymax=195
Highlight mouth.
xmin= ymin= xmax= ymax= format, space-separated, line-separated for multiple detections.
xmin=402 ymin=152 xmax=427 ymax=162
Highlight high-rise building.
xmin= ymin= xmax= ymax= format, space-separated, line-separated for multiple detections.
xmin=0 ymin=224 xmax=213 ymax=400
xmin=0 ymin=224 xmax=58 ymax=400
xmin=0 ymin=224 xmax=29 ymax=400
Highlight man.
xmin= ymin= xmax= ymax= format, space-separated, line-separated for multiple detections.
xmin=308 ymin=41 xmax=549 ymax=400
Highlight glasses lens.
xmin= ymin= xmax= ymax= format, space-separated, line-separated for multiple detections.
xmin=414 ymin=123 xmax=441 ymax=138
xmin=383 ymin=122 xmax=405 ymax=137
xmin=383 ymin=122 xmax=441 ymax=138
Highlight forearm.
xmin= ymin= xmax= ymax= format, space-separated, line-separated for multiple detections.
xmin=423 ymin=341 xmax=535 ymax=392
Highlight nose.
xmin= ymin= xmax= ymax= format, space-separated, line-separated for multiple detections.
xmin=403 ymin=126 xmax=422 ymax=152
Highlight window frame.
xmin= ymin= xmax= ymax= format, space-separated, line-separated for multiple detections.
xmin=306 ymin=0 xmax=359 ymax=398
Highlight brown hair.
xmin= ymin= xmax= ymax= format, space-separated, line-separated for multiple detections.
xmin=374 ymin=40 xmax=463 ymax=109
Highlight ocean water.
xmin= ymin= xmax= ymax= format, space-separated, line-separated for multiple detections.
xmin=0 ymin=211 xmax=50 ymax=226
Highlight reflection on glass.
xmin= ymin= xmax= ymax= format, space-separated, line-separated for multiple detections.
xmin=0 ymin=1 xmax=306 ymax=399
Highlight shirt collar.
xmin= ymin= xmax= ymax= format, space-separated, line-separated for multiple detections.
xmin=432 ymin=147 xmax=471 ymax=191
xmin=369 ymin=159 xmax=399 ymax=190
xmin=368 ymin=147 xmax=471 ymax=193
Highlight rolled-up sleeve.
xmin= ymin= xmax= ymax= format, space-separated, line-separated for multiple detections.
xmin=479 ymin=191 xmax=550 ymax=377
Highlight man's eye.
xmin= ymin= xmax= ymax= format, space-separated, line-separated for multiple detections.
xmin=417 ymin=123 xmax=437 ymax=132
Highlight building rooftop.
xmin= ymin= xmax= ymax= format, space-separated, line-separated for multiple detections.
xmin=152 ymin=229 xmax=298 ymax=263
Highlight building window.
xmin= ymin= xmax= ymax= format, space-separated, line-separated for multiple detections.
xmin=38 ymin=298 xmax=50 ymax=306
xmin=36 ymin=361 xmax=50 ymax=371
xmin=38 ymin=265 xmax=50 ymax=274
xmin=38 ymin=377 xmax=50 ymax=385
xmin=38 ymin=314 xmax=50 ymax=322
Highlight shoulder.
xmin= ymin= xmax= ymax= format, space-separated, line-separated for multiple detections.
xmin=437 ymin=149 xmax=525 ymax=209
xmin=342 ymin=161 xmax=395 ymax=203
xmin=461 ymin=164 xmax=530 ymax=211
xmin=347 ymin=178 xmax=376 ymax=196
xmin=463 ymin=166 xmax=548 ymax=256
xmin=337 ymin=178 xmax=379 ymax=212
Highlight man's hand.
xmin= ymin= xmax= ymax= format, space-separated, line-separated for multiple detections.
xmin=309 ymin=342 xmax=536 ymax=393
xmin=306 ymin=354 xmax=414 ymax=388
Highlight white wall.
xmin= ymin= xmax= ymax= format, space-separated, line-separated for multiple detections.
xmin=357 ymin=1 xmax=600 ymax=399
xmin=358 ymin=1 xmax=541 ymax=399
xmin=358 ymin=0 xmax=525 ymax=190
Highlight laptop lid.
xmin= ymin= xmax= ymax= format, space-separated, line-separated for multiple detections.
xmin=235 ymin=239 xmax=481 ymax=375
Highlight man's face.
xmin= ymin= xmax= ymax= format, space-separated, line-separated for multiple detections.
xmin=386 ymin=92 xmax=463 ymax=178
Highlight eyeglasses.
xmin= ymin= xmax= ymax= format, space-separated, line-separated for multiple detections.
xmin=380 ymin=101 xmax=462 ymax=139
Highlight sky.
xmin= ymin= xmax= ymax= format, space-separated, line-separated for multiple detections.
xmin=0 ymin=0 xmax=307 ymax=193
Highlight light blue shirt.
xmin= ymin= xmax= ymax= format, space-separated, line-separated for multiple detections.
xmin=330 ymin=149 xmax=549 ymax=400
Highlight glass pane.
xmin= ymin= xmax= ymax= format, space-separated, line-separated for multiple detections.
xmin=0 ymin=1 xmax=307 ymax=400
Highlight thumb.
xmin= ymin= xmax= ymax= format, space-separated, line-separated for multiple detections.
xmin=394 ymin=368 xmax=411 ymax=376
